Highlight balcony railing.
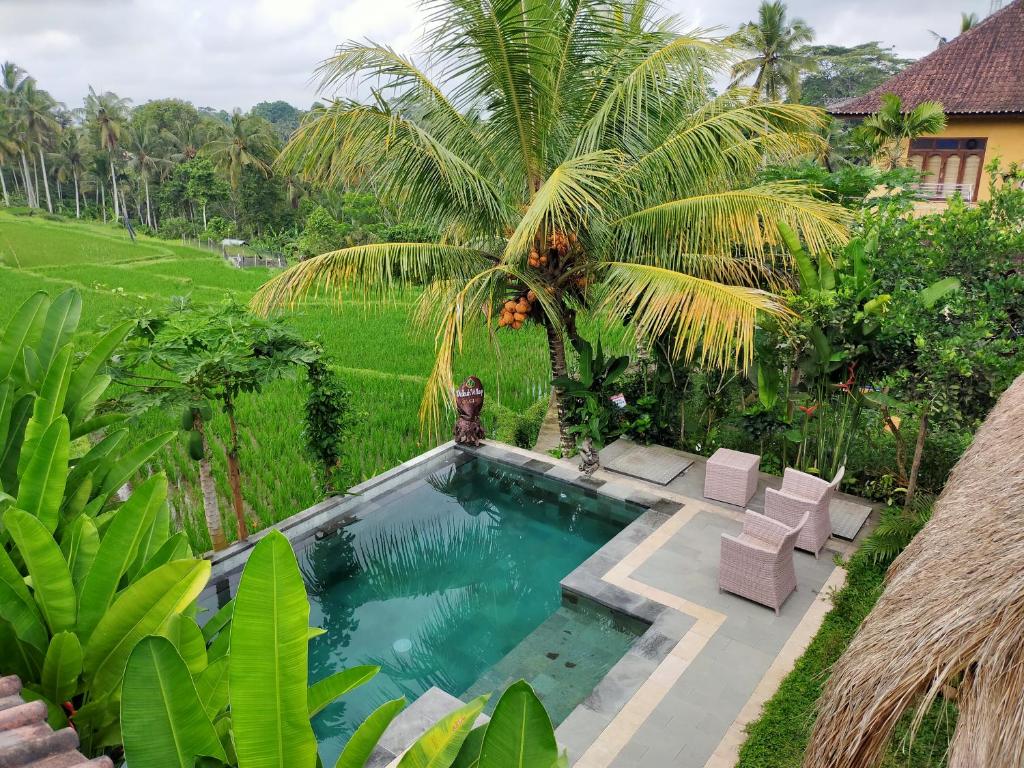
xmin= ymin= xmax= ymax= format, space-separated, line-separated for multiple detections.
xmin=913 ymin=182 xmax=976 ymax=202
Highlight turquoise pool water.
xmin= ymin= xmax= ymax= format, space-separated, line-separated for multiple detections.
xmin=301 ymin=455 xmax=643 ymax=764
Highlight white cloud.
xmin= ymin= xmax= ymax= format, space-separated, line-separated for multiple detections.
xmin=0 ymin=0 xmax=993 ymax=111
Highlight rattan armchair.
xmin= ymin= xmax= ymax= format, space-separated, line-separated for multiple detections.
xmin=763 ymin=467 xmax=845 ymax=558
xmin=719 ymin=510 xmax=807 ymax=614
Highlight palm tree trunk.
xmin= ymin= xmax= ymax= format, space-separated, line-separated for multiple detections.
xmin=19 ymin=150 xmax=35 ymax=208
xmin=224 ymin=399 xmax=249 ymax=541
xmin=545 ymin=319 xmax=577 ymax=458
xmin=109 ymin=155 xmax=120 ymax=222
xmin=100 ymin=183 xmax=106 ymax=222
xmin=144 ymin=175 xmax=152 ymax=228
xmin=0 ymin=168 xmax=8 ymax=206
xmin=73 ymin=171 xmax=80 ymax=218
xmin=905 ymin=405 xmax=930 ymax=507
xmin=202 ymin=201 xmax=207 ymax=229
xmin=38 ymin=148 xmax=52 ymax=213
xmin=194 ymin=414 xmax=227 ymax=551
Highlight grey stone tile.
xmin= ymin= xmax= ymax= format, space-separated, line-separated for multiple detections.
xmin=524 ymin=458 xmax=556 ymax=472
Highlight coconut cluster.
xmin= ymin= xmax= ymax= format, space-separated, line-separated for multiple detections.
xmin=497 ymin=290 xmax=537 ymax=330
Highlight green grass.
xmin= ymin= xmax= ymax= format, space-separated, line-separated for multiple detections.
xmin=0 ymin=211 xmax=555 ymax=551
xmin=735 ymin=538 xmax=955 ymax=768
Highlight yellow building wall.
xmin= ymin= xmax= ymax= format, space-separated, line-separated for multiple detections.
xmin=911 ymin=116 xmax=1024 ymax=201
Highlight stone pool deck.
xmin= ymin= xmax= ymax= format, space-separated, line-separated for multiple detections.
xmin=461 ymin=440 xmax=875 ymax=768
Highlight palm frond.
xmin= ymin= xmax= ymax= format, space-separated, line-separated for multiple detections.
xmin=278 ymin=102 xmax=512 ymax=235
xmin=502 ymin=149 xmax=623 ymax=263
xmin=600 ymin=261 xmax=792 ymax=368
xmin=613 ymin=181 xmax=850 ymax=263
xmin=575 ymin=31 xmax=727 ymax=154
xmin=249 ymin=242 xmax=495 ymax=314
xmin=626 ymin=95 xmax=829 ymax=195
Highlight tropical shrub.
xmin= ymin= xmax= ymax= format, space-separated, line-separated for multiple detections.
xmin=552 ymin=337 xmax=629 ymax=474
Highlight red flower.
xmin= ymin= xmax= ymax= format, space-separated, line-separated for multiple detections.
xmin=836 ymin=363 xmax=858 ymax=393
xmin=798 ymin=403 xmax=819 ymax=416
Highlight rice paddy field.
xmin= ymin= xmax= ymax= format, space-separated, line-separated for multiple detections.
xmin=0 ymin=211 xmax=555 ymax=549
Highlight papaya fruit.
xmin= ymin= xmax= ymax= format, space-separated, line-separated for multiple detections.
xmin=187 ymin=430 xmax=205 ymax=461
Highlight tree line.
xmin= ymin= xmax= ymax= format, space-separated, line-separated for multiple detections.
xmin=0 ymin=62 xmax=310 ymax=241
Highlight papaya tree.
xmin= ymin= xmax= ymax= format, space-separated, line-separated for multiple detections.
xmin=115 ymin=298 xmax=316 ymax=550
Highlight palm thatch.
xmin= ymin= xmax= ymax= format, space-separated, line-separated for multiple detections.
xmin=803 ymin=372 xmax=1024 ymax=767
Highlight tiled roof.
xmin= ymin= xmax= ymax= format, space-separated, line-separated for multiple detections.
xmin=0 ymin=676 xmax=113 ymax=768
xmin=831 ymin=0 xmax=1024 ymax=116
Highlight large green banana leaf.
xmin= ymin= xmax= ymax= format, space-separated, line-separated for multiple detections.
xmin=0 ymin=291 xmax=48 ymax=381
xmin=121 ymin=635 xmax=226 ymax=768
xmin=335 ymin=697 xmax=406 ymax=768
xmin=478 ymin=681 xmax=557 ymax=768
xmin=0 ymin=545 xmax=48 ymax=653
xmin=161 ymin=613 xmax=208 ymax=676
xmin=17 ymin=345 xmax=73 ymax=480
xmin=61 ymin=514 xmax=100 ymax=591
xmin=36 ymin=289 xmax=82 ymax=377
xmin=398 ymin=695 xmax=489 ymax=768
xmin=136 ymin=532 xmax=191 ymax=579
xmin=0 ymin=394 xmax=32 ymax=494
xmin=83 ymin=558 xmax=210 ymax=699
xmin=0 ymin=380 xmax=13 ymax=453
xmin=15 ymin=415 xmax=69 ymax=532
xmin=200 ymin=598 xmax=234 ymax=643
xmin=95 ymin=431 xmax=175 ymax=506
xmin=3 ymin=507 xmax=76 ymax=634
xmin=126 ymin=494 xmax=170 ymax=581
xmin=194 ymin=656 xmax=229 ymax=720
xmin=450 ymin=725 xmax=486 ymax=768
xmin=229 ymin=530 xmax=318 ymax=768
xmin=40 ymin=630 xmax=83 ymax=705
xmin=307 ymin=666 xmax=379 ymax=718
xmin=76 ymin=474 xmax=167 ymax=641
xmin=64 ymin=427 xmax=127 ymax=502
xmin=64 ymin=321 xmax=133 ymax=417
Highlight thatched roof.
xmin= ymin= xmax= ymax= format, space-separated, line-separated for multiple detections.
xmin=803 ymin=372 xmax=1024 ymax=767
xmin=830 ymin=0 xmax=1024 ymax=116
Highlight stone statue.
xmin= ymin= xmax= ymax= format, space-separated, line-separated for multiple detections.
xmin=454 ymin=376 xmax=485 ymax=446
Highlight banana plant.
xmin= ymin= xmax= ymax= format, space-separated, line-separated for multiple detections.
xmin=0 ymin=289 xmax=173 ymax=537
xmin=552 ymin=337 xmax=629 ymax=475
xmin=400 ymin=679 xmax=565 ymax=768
xmin=121 ymin=530 xmax=388 ymax=768
xmin=1 ymin=471 xmax=210 ymax=752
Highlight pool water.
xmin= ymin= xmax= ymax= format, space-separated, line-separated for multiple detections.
xmin=302 ymin=456 xmax=643 ymax=764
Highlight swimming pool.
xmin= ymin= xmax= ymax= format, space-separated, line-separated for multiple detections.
xmin=296 ymin=453 xmax=645 ymax=765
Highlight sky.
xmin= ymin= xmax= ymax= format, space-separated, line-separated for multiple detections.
xmin=0 ymin=0 xmax=996 ymax=113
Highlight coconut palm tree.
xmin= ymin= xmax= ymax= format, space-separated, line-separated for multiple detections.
xmin=125 ymin=124 xmax=168 ymax=227
xmin=205 ymin=110 xmax=276 ymax=190
xmin=17 ymin=79 xmax=58 ymax=212
xmin=929 ymin=11 xmax=981 ymax=46
xmin=51 ymin=127 xmax=88 ymax=217
xmin=161 ymin=116 xmax=213 ymax=163
xmin=84 ymin=86 xmax=130 ymax=221
xmin=0 ymin=107 xmax=18 ymax=206
xmin=1 ymin=61 xmax=38 ymax=207
xmin=857 ymin=93 xmax=948 ymax=169
xmin=253 ymin=0 xmax=850 ymax=454
xmin=730 ymin=1 xmax=816 ymax=102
